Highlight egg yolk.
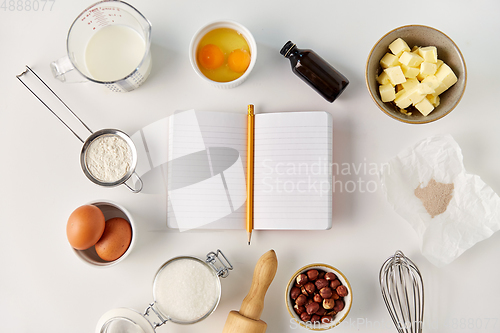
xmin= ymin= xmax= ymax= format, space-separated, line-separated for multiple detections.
xmin=198 ymin=44 xmax=225 ymax=70
xmin=227 ymin=49 xmax=251 ymax=73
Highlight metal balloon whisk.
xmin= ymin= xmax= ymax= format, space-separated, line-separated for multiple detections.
xmin=379 ymin=251 xmax=424 ymax=333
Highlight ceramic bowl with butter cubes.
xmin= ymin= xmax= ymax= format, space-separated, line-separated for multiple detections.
xmin=366 ymin=25 xmax=467 ymax=124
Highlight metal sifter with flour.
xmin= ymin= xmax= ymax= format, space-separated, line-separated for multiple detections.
xmin=95 ymin=250 xmax=233 ymax=333
xmin=16 ymin=66 xmax=142 ymax=193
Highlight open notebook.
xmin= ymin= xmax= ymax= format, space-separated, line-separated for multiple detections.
xmin=132 ymin=109 xmax=333 ymax=231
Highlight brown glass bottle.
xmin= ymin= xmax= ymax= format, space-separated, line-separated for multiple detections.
xmin=280 ymin=41 xmax=349 ymax=103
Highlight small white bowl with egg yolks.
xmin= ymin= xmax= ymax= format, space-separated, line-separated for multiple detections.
xmin=189 ymin=20 xmax=257 ymax=89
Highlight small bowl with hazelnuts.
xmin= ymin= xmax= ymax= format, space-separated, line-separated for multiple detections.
xmin=285 ymin=264 xmax=352 ymax=330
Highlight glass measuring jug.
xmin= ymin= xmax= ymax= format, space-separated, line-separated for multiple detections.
xmin=51 ymin=0 xmax=152 ymax=92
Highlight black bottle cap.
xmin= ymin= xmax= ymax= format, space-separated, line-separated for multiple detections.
xmin=280 ymin=41 xmax=295 ymax=57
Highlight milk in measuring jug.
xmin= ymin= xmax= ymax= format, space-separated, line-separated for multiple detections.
xmin=84 ymin=25 xmax=146 ymax=82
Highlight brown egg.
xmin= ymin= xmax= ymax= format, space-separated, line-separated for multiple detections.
xmin=67 ymin=205 xmax=105 ymax=250
xmin=95 ymin=217 xmax=132 ymax=261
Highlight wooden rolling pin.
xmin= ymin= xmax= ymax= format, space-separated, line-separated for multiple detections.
xmin=222 ymin=250 xmax=278 ymax=333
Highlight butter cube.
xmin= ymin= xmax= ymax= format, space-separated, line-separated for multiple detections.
xmin=421 ymin=75 xmax=440 ymax=90
xmin=380 ymin=53 xmax=400 ymax=69
xmin=399 ymin=51 xmax=424 ymax=67
xmin=435 ymin=63 xmax=458 ymax=89
xmin=394 ymin=90 xmax=412 ymax=109
xmin=427 ymin=94 xmax=440 ymax=107
xmin=401 ymin=64 xmax=420 ymax=79
xmin=411 ymin=46 xmax=420 ymax=53
xmin=377 ymin=71 xmax=392 ymax=85
xmin=416 ymin=72 xmax=429 ymax=81
xmin=402 ymin=78 xmax=419 ymax=91
xmin=436 ymin=59 xmax=444 ymax=69
xmin=415 ymin=97 xmax=435 ymax=116
xmin=434 ymin=82 xmax=449 ymax=95
xmin=384 ymin=66 xmax=406 ymax=85
xmin=417 ymin=82 xmax=435 ymax=95
xmin=394 ymin=85 xmax=425 ymax=108
xmin=418 ymin=46 xmax=438 ymax=63
xmin=420 ymin=62 xmax=438 ymax=75
xmin=379 ymin=84 xmax=396 ymax=102
xmin=407 ymin=86 xmax=426 ymax=105
xmin=395 ymin=88 xmax=405 ymax=99
xmin=389 ymin=38 xmax=411 ymax=57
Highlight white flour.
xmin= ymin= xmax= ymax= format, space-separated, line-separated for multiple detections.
xmin=86 ymin=134 xmax=132 ymax=183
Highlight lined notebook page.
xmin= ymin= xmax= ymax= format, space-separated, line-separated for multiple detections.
xmin=253 ymin=112 xmax=333 ymax=230
xmin=166 ymin=110 xmax=247 ymax=230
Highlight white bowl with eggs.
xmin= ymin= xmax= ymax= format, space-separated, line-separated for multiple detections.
xmin=70 ymin=200 xmax=136 ymax=268
xmin=189 ymin=20 xmax=257 ymax=89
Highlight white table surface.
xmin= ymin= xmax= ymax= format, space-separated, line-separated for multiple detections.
xmin=2 ymin=0 xmax=500 ymax=332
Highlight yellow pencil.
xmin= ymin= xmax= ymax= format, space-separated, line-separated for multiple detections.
xmin=246 ymin=104 xmax=255 ymax=245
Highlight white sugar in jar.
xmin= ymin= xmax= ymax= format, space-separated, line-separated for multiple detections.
xmin=95 ymin=250 xmax=232 ymax=333
xmin=153 ymin=257 xmax=219 ymax=322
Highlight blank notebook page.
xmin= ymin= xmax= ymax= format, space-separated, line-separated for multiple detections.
xmin=253 ymin=111 xmax=333 ymax=230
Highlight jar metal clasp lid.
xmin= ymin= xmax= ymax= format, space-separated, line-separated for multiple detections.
xmin=143 ymin=303 xmax=168 ymax=329
xmin=206 ymin=249 xmax=233 ymax=278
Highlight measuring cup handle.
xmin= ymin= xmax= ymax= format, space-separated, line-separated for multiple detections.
xmin=123 ymin=172 xmax=143 ymax=193
xmin=50 ymin=56 xmax=86 ymax=83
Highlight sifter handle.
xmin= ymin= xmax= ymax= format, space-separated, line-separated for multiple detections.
xmin=239 ymin=250 xmax=278 ymax=321
xmin=16 ymin=65 xmax=93 ymax=143
xmin=123 ymin=172 xmax=143 ymax=193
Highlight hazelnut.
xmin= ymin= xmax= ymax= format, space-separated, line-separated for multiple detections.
xmin=300 ymin=312 xmax=311 ymax=322
xmin=321 ymin=315 xmax=333 ymax=324
xmin=311 ymin=314 xmax=321 ymax=324
xmin=315 ymin=278 xmax=329 ymax=290
xmin=330 ymin=279 xmax=341 ymax=290
xmin=333 ymin=299 xmax=345 ymax=312
xmin=306 ymin=298 xmax=313 ymax=305
xmin=313 ymin=294 xmax=323 ymax=303
xmin=296 ymin=273 xmax=308 ymax=286
xmin=306 ymin=302 xmax=320 ymax=315
xmin=294 ymin=304 xmax=305 ymax=315
xmin=318 ymin=271 xmax=325 ymax=279
xmin=304 ymin=282 xmax=316 ymax=294
xmin=331 ymin=290 xmax=340 ymax=300
xmin=300 ymin=286 xmax=309 ymax=297
xmin=306 ymin=269 xmax=319 ymax=281
xmin=319 ymin=287 xmax=333 ymax=299
xmin=324 ymin=272 xmax=337 ymax=281
xmin=323 ymin=298 xmax=335 ymax=310
xmin=315 ymin=307 xmax=327 ymax=316
xmin=290 ymin=287 xmax=301 ymax=300
xmin=326 ymin=310 xmax=337 ymax=316
xmin=295 ymin=294 xmax=307 ymax=306
xmin=337 ymin=285 xmax=349 ymax=297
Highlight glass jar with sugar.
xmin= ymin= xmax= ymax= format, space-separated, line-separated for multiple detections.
xmin=95 ymin=250 xmax=233 ymax=333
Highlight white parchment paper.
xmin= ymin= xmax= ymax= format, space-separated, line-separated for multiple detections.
xmin=380 ymin=135 xmax=500 ymax=267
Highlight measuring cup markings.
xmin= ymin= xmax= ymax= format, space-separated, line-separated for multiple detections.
xmin=52 ymin=0 xmax=152 ymax=92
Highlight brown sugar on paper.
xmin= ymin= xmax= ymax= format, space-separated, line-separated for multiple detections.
xmin=414 ymin=179 xmax=454 ymax=218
